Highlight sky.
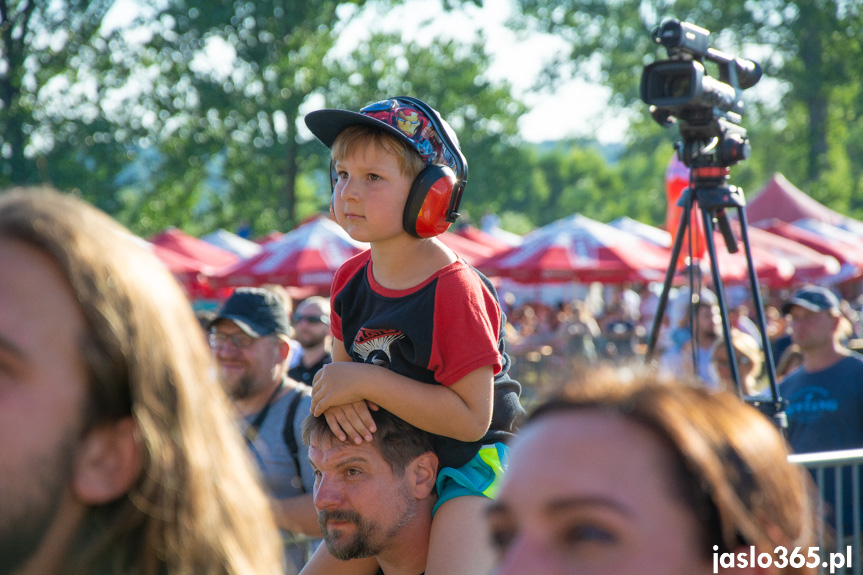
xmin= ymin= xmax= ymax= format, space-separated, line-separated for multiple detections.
xmin=105 ymin=0 xmax=630 ymax=144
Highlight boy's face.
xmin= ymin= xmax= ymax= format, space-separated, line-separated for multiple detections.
xmin=333 ymin=142 xmax=414 ymax=244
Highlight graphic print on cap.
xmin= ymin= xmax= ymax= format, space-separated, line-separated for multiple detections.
xmin=359 ymin=99 xmax=459 ymax=171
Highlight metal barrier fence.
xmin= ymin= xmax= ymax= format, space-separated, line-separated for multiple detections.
xmin=788 ymin=449 xmax=863 ymax=575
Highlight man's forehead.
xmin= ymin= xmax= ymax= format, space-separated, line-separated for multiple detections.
xmin=309 ymin=435 xmax=382 ymax=464
xmin=299 ymin=302 xmax=326 ymax=315
xmin=212 ymin=319 xmax=243 ymax=331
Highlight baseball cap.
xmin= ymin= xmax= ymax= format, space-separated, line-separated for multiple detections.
xmin=213 ymin=287 xmax=290 ymax=338
xmin=304 ymin=96 xmax=465 ymax=175
xmin=781 ymin=286 xmax=840 ymax=315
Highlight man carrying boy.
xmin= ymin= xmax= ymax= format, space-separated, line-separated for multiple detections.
xmin=302 ymin=409 xmax=438 ymax=575
xmin=301 ymin=97 xmax=524 ymax=575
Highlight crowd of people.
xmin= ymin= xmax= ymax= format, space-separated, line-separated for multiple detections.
xmin=4 ymin=93 xmax=861 ymax=575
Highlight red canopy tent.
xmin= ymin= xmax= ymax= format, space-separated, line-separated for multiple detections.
xmin=740 ymin=226 xmax=840 ymax=286
xmin=755 ymin=219 xmax=863 ymax=284
xmin=746 ymin=173 xmax=863 ymax=234
xmin=149 ymin=227 xmax=239 ymax=268
xmin=690 ymin=232 xmax=790 ymax=288
xmin=682 ymin=220 xmax=843 ymax=288
xmin=476 ymin=213 xmax=671 ymax=284
xmin=208 ymin=217 xmax=368 ymax=292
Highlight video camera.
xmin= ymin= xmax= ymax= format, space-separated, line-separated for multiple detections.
xmin=640 ymin=19 xmax=762 ymax=167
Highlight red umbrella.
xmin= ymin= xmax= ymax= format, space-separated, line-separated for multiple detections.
xmin=438 ymin=231 xmax=500 ymax=266
xmin=454 ymin=225 xmax=514 ymax=254
xmin=208 ymin=217 xmax=368 ymax=290
xmin=476 ymin=214 xmax=671 ymax=284
xmin=149 ymin=227 xmax=238 ymax=268
xmin=127 ymin=237 xmax=220 ymax=299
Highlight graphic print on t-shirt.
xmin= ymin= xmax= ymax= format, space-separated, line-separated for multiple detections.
xmin=352 ymin=327 xmax=405 ymax=370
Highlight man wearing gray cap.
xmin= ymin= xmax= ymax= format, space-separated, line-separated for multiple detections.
xmin=211 ymin=287 xmax=321 ymax=573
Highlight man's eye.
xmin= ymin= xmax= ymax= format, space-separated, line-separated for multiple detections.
xmin=346 ymin=468 xmax=361 ymax=476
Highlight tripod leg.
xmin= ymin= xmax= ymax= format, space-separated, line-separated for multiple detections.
xmin=736 ymin=208 xmax=786 ymax=429
xmin=646 ymin=189 xmax=693 ymax=362
xmin=700 ymin=207 xmax=744 ymax=398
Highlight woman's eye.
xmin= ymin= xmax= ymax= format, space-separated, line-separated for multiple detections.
xmin=564 ymin=524 xmax=616 ymax=545
xmin=368 ymin=173 xmax=381 ymax=181
xmin=488 ymin=527 xmax=516 ymax=551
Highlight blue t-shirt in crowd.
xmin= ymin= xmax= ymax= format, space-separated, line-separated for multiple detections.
xmin=781 ymin=353 xmax=863 ymax=529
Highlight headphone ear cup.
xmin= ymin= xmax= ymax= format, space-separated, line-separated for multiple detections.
xmin=403 ymin=165 xmax=457 ymax=238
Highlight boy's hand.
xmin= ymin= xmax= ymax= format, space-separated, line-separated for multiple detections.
xmin=321 ymin=401 xmax=379 ymax=444
xmin=311 ymin=362 xmax=379 ymax=443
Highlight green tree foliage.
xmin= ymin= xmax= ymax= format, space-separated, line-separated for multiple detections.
xmin=0 ymin=0 xmax=131 ymax=209
xmin=513 ymin=0 xmax=863 ymax=220
xmin=308 ymin=29 xmax=531 ymax=226
xmin=115 ymin=0 xmax=377 ymax=235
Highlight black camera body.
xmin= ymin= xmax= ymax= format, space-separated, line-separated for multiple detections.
xmin=640 ymin=19 xmax=762 ymax=167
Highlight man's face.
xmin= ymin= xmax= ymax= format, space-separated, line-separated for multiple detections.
xmin=292 ymin=301 xmax=330 ymax=350
xmin=0 ymin=240 xmax=89 ymax=574
xmin=788 ymin=305 xmax=838 ymax=351
xmin=211 ymin=321 xmax=285 ymax=399
xmin=309 ymin=433 xmax=418 ymax=560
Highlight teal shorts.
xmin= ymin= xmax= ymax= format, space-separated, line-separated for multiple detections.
xmin=433 ymin=442 xmax=510 ymax=515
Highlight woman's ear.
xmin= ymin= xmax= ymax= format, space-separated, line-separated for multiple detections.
xmin=72 ymin=417 xmax=142 ymax=505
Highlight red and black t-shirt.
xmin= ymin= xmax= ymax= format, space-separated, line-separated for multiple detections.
xmin=331 ymin=251 xmax=524 ymax=469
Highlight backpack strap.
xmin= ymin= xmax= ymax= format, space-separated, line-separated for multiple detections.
xmin=283 ymin=385 xmax=311 ymax=493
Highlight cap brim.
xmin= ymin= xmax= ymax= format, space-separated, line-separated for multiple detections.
xmin=213 ymin=314 xmax=266 ymax=338
xmin=781 ymin=298 xmax=825 ymax=315
xmin=304 ymin=108 xmax=414 ymax=150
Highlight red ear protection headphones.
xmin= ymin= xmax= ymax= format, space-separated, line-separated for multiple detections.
xmin=397 ymin=96 xmax=467 ymax=238
xmin=326 ymin=97 xmax=468 ymax=239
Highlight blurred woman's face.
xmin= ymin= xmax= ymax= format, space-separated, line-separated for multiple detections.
xmin=487 ymin=411 xmax=713 ymax=575
xmin=712 ymin=346 xmax=756 ymax=388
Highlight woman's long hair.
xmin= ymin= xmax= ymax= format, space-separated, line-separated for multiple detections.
xmin=0 ymin=188 xmax=284 ymax=575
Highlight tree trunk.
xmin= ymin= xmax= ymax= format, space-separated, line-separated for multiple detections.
xmin=797 ymin=4 xmax=829 ymax=182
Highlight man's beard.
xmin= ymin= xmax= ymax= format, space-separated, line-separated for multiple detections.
xmin=318 ymin=489 xmax=418 ymax=561
xmin=297 ymin=332 xmax=327 ymax=351
xmin=0 ymin=433 xmax=77 ymax=574
xmin=226 ymin=371 xmax=256 ymax=401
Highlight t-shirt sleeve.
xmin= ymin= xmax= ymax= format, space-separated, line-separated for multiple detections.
xmin=429 ymin=267 xmax=503 ymax=386
xmin=330 ymin=250 xmax=369 ymax=344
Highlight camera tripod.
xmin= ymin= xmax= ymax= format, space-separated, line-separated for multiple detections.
xmin=644 ymin=158 xmax=787 ymax=430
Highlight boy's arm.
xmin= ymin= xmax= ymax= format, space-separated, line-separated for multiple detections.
xmin=312 ymin=360 xmax=493 ymax=443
